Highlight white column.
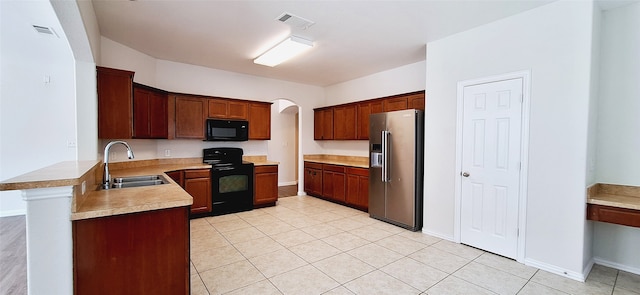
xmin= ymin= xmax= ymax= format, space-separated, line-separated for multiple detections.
xmin=22 ymin=186 xmax=73 ymax=295
xmin=297 ymin=105 xmax=306 ymax=196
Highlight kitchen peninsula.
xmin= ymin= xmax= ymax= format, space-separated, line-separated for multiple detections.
xmin=0 ymin=155 xmax=277 ymax=294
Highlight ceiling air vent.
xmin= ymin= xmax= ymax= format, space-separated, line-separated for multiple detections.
xmin=32 ymin=25 xmax=58 ymax=37
xmin=276 ymin=12 xmax=315 ymax=30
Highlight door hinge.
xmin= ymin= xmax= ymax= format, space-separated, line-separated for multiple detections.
xmin=518 ymin=162 xmax=522 ymax=171
xmin=517 ymin=228 xmax=520 ymax=237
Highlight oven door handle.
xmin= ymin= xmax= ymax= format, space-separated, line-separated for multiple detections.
xmin=214 ymin=167 xmax=236 ymax=171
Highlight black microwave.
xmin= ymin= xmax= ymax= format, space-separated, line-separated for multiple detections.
xmin=205 ymin=119 xmax=249 ymax=141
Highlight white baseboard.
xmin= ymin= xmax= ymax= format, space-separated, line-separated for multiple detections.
xmin=421 ymin=228 xmax=454 ymax=241
xmin=0 ymin=209 xmax=26 ymax=217
xmin=278 ymin=181 xmax=297 ymax=187
xmin=594 ymin=256 xmax=640 ymax=275
xmin=524 ymin=258 xmax=587 ymax=282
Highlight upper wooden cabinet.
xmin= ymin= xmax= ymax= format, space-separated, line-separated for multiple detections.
xmin=97 ymin=66 xmax=272 ymax=141
xmin=314 ymin=91 xmax=424 ymax=141
xmin=208 ymin=98 xmax=248 ymax=120
xmin=333 ymin=105 xmax=357 ymax=140
xmin=407 ymin=92 xmax=425 ymax=110
xmin=314 ymin=108 xmax=334 ymax=140
xmin=383 ymin=96 xmax=408 ymax=112
xmin=248 ymin=102 xmax=271 ymax=140
xmin=97 ymin=67 xmax=134 ymax=139
xmin=133 ymin=84 xmax=168 ymax=139
xmin=356 ymin=100 xmax=383 ymax=140
xmin=174 ymin=95 xmax=206 ymax=139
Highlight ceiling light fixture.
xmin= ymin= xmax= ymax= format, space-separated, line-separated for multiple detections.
xmin=254 ymin=36 xmax=313 ymax=67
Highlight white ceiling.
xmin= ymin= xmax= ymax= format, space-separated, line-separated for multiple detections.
xmin=91 ymin=0 xmax=560 ymax=86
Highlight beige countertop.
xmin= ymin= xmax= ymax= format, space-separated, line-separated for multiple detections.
xmin=1 ymin=156 xmax=278 ymax=221
xmin=304 ymin=154 xmax=368 ymax=168
xmin=0 ymin=160 xmax=100 ymax=191
xmin=587 ymin=183 xmax=640 ymax=211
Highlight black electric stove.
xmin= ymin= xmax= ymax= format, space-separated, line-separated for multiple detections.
xmin=203 ymin=148 xmax=254 ymax=216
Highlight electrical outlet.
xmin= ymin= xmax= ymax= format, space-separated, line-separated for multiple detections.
xmin=110 ymin=151 xmax=117 ymax=161
xmin=164 ymin=149 xmax=171 ymax=157
xmin=67 ymin=140 xmax=76 ymax=148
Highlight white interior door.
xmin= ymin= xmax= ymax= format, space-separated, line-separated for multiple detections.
xmin=460 ymin=78 xmax=523 ymax=259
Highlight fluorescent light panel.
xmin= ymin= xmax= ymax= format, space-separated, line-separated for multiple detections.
xmin=254 ymin=36 xmax=313 ymax=67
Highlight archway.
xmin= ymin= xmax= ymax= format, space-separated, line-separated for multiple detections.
xmin=269 ymin=99 xmax=304 ymax=196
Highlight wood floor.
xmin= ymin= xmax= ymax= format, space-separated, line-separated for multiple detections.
xmin=0 ymin=215 xmax=27 ymax=295
xmin=278 ymin=185 xmax=298 ymax=198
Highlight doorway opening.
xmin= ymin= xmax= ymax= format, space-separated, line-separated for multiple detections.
xmin=270 ymin=99 xmax=301 ymax=197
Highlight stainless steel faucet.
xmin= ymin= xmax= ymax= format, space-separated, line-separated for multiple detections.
xmin=103 ymin=141 xmax=135 ymax=189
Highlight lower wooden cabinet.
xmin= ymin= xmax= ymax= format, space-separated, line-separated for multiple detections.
xmin=322 ymin=164 xmax=346 ymax=203
xmin=346 ymin=167 xmax=369 ymax=210
xmin=73 ymin=207 xmax=190 ymax=295
xmin=254 ymin=165 xmax=278 ymax=207
xmin=183 ymin=169 xmax=212 ymax=215
xmin=304 ymin=161 xmax=368 ymax=211
xmin=304 ymin=162 xmax=323 ymax=196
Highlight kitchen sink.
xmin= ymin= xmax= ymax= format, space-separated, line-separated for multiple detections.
xmin=109 ymin=175 xmax=169 ymax=189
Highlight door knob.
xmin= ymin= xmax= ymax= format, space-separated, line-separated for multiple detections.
xmin=461 ymin=171 xmax=470 ymax=177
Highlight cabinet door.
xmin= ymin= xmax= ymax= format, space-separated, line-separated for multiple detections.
xmin=97 ymin=67 xmax=134 ymax=139
xmin=228 ymin=101 xmax=248 ymax=119
xmin=175 ymin=96 xmax=205 ymax=139
xmin=371 ymin=100 xmax=383 ymax=114
xmin=248 ymin=102 xmax=271 ymax=140
xmin=346 ymin=167 xmax=369 ymax=210
xmin=314 ymin=108 xmax=334 ymax=140
xmin=322 ymin=170 xmax=334 ymax=199
xmin=304 ymin=168 xmax=313 ymax=194
xmin=407 ymin=92 xmax=425 ymax=110
xmin=314 ymin=110 xmax=323 ymax=140
xmin=357 ymin=103 xmax=371 ymax=140
xmin=133 ymin=87 xmax=151 ymax=138
xmin=333 ymin=105 xmax=357 ymax=140
xmin=208 ymin=98 xmax=228 ymax=118
xmin=323 ymin=109 xmax=334 ymax=140
xmin=73 ymin=207 xmax=190 ymax=295
xmin=311 ymin=169 xmax=323 ymax=196
xmin=134 ymin=87 xmax=168 ymax=139
xmin=383 ymin=97 xmax=408 ymax=112
xmin=184 ymin=174 xmax=212 ymax=215
xmin=254 ymin=165 xmax=278 ymax=206
xmin=149 ymin=91 xmax=168 ymax=138
xmin=322 ymin=165 xmax=346 ymax=202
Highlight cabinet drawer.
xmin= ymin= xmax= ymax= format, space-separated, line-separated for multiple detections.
xmin=323 ymin=164 xmax=345 ymax=173
xmin=184 ymin=169 xmax=210 ymax=179
xmin=255 ymin=165 xmax=278 ymax=174
xmin=587 ymin=204 xmax=640 ymax=228
xmin=304 ymin=162 xmax=323 ymax=170
xmin=346 ymin=167 xmax=368 ymax=177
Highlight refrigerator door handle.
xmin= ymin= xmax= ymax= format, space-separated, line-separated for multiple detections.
xmin=382 ymin=130 xmax=390 ymax=182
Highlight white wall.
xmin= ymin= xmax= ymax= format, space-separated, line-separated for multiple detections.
xmin=583 ymin=3 xmax=602 ymax=273
xmin=0 ymin=0 xmax=78 ymax=216
xmin=322 ymin=61 xmax=426 ymax=157
xmin=424 ymin=0 xmax=596 ymax=278
xmin=593 ymin=2 xmax=640 ymax=274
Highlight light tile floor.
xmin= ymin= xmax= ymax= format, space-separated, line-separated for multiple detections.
xmin=189 ymin=195 xmax=640 ymax=295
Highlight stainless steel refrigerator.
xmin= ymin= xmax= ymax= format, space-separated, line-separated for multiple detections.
xmin=369 ymin=109 xmax=424 ymax=231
